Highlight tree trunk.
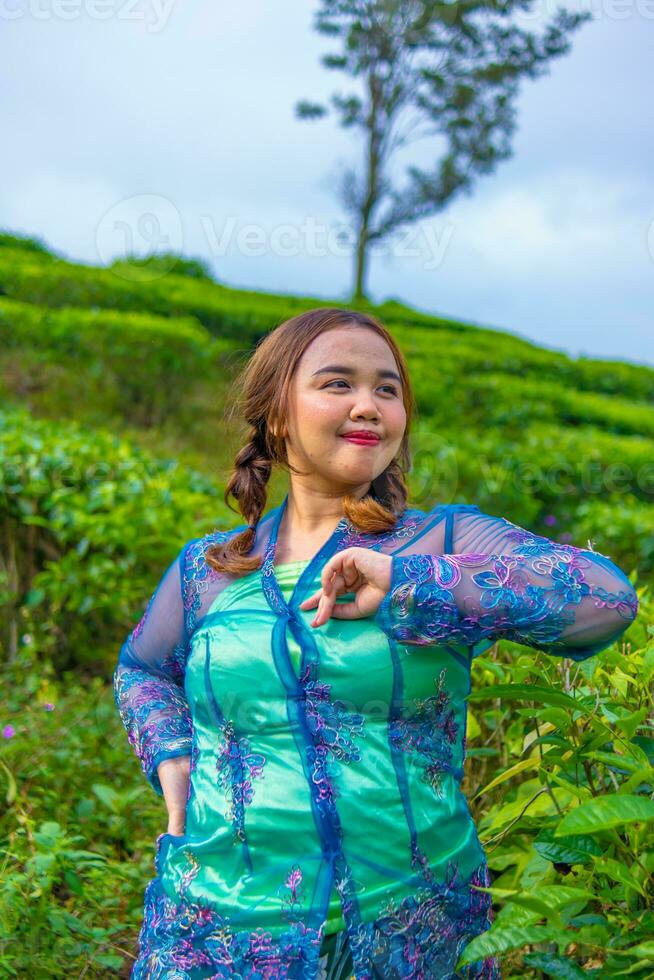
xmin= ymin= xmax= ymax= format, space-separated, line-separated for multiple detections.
xmin=351 ymin=71 xmax=382 ymax=304
xmin=353 ymin=222 xmax=369 ymax=301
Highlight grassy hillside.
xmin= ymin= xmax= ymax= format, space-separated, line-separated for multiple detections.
xmin=1 ymin=233 xmax=652 ymax=556
xmin=1 ymin=231 xmax=652 ymax=978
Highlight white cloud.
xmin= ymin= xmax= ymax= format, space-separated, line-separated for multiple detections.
xmin=444 ymin=172 xmax=651 ymax=284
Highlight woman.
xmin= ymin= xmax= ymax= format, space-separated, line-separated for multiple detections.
xmin=113 ymin=308 xmax=639 ymax=979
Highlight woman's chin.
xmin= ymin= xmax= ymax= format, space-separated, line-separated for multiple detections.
xmin=327 ymin=465 xmax=382 ymax=489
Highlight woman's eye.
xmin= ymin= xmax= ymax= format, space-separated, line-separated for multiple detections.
xmin=324 ymin=380 xmax=398 ymax=395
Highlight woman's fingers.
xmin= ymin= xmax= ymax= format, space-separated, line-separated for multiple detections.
xmin=299 ymin=565 xmax=343 ymax=611
xmin=298 ymin=589 xmax=320 ymax=610
xmin=296 ymin=549 xmax=390 ymax=626
xmin=311 ymin=573 xmax=339 ymax=626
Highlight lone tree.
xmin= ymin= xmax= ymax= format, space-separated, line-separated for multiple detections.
xmin=295 ymin=0 xmax=591 ymax=301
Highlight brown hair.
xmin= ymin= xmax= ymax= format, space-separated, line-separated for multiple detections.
xmin=205 ymin=307 xmax=416 ymax=576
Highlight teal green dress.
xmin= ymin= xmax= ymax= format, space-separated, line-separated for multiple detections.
xmin=159 ymin=557 xmax=486 ymax=934
xmin=113 ymin=494 xmax=638 ymax=978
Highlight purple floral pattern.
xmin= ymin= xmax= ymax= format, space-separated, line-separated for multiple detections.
xmin=338 ymin=507 xmax=425 ymax=553
xmin=300 ymin=662 xmax=365 ymax=813
xmin=389 ymin=668 xmax=462 ymax=798
xmin=215 ymin=719 xmax=267 ymax=845
xmin=113 ymin=667 xmax=193 ymax=796
xmin=134 ymin=874 xmax=325 ymax=978
xmin=182 ymin=531 xmax=232 ymax=635
xmin=132 ymin=860 xmax=499 ymax=978
xmin=374 ymin=529 xmax=639 ymax=660
xmin=178 ymin=850 xmax=201 ymax=902
xmin=370 ymin=860 xmax=499 ymax=979
xmin=278 ymin=864 xmax=306 ymax=924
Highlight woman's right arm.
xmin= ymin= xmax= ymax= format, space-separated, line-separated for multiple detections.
xmin=373 ymin=506 xmax=638 ymax=660
xmin=112 ymin=541 xmax=197 ymax=807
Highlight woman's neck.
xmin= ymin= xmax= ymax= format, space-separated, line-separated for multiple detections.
xmin=274 ymin=484 xmax=367 ymax=563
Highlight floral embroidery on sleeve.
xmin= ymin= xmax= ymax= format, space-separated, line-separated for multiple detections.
xmin=113 ymin=663 xmax=193 ymax=796
xmin=374 ymin=523 xmax=638 ymax=660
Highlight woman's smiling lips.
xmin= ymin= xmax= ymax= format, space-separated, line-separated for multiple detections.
xmin=340 ymin=430 xmax=381 ymax=445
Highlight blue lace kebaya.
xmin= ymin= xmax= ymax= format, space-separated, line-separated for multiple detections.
xmin=113 ymin=497 xmax=638 ymax=978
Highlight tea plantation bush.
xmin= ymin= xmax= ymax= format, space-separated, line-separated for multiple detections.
xmin=0 ymin=407 xmax=236 ymax=673
xmin=0 ymin=298 xmax=225 ymax=427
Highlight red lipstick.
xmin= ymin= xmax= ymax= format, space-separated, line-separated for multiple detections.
xmin=340 ymin=431 xmax=381 ymax=445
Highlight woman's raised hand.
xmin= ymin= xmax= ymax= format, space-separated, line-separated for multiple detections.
xmin=298 ymin=547 xmax=392 ymax=628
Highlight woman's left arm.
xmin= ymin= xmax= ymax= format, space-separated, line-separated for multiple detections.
xmin=113 ymin=540 xmax=197 ymax=797
xmin=373 ymin=505 xmax=639 ymax=660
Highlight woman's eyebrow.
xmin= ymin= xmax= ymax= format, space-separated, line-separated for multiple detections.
xmin=311 ymin=364 xmax=402 ymax=384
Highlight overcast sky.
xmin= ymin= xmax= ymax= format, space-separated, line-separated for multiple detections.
xmin=1 ymin=2 xmax=653 ymax=367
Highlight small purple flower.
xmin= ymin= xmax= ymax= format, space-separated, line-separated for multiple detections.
xmin=559 ymin=532 xmax=572 ymax=543
xmin=2 ymin=725 xmax=15 ymax=739
xmin=544 ymin=514 xmax=558 ymax=526
xmin=42 ymin=703 xmax=55 ymax=711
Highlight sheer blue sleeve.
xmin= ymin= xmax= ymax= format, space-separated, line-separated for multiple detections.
xmin=113 ymin=541 xmax=196 ymax=796
xmin=374 ymin=505 xmax=639 ymax=661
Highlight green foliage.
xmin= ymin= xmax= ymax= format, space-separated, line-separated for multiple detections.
xmin=0 ymin=407 xmax=235 ymax=673
xmin=457 ymin=603 xmax=653 ymax=977
xmin=0 ymin=296 xmax=223 ymax=427
xmin=0 ymin=229 xmax=56 ymax=257
xmin=391 ymin=319 xmax=654 ymax=406
xmin=110 ymin=251 xmax=217 ymax=282
xmin=0 ymin=655 xmax=174 ymax=975
xmin=0 ymin=245 xmax=349 ymax=344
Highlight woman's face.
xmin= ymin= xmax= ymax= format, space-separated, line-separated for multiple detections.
xmin=280 ymin=325 xmax=407 ymax=496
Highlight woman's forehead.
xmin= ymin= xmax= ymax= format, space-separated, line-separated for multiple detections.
xmin=298 ymin=326 xmax=397 ymax=371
